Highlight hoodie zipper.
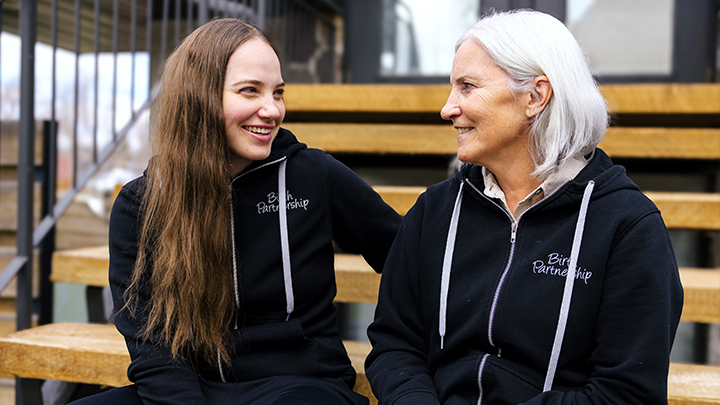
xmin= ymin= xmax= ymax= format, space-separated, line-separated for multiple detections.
xmin=466 ymin=175 xmax=580 ymax=400
xmin=466 ymin=177 xmax=573 ymax=349
xmin=229 ymin=156 xmax=288 ymax=330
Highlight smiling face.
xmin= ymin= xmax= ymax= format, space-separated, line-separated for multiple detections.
xmin=440 ymin=39 xmax=533 ymax=172
xmin=223 ymin=38 xmax=285 ymax=175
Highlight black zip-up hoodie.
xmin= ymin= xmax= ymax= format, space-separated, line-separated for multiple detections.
xmin=365 ymin=149 xmax=683 ymax=405
xmin=109 ymin=128 xmax=402 ymax=405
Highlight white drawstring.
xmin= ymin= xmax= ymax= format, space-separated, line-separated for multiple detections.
xmin=278 ymin=160 xmax=295 ymax=320
xmin=439 ymin=181 xmax=464 ymax=350
xmin=230 ymin=204 xmax=241 ymax=330
xmin=543 ymin=180 xmax=595 ymax=392
xmin=217 ymin=350 xmax=226 ymax=383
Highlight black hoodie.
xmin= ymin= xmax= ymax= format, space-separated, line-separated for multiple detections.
xmin=109 ymin=128 xmax=402 ymax=404
xmin=365 ymin=149 xmax=683 ymax=405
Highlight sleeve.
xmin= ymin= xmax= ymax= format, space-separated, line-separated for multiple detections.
xmin=521 ymin=211 xmax=684 ymax=405
xmin=365 ymin=196 xmax=441 ymax=405
xmin=325 ymin=154 xmax=402 ymax=272
xmin=108 ymin=180 xmax=205 ymax=405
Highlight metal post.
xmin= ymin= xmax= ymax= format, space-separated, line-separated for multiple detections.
xmin=257 ymin=0 xmax=266 ymax=30
xmin=198 ymin=0 xmax=209 ymax=25
xmin=17 ymin=1 xmax=42 ymax=404
xmin=38 ymin=121 xmax=57 ymax=326
xmin=17 ymin=0 xmax=37 ymax=336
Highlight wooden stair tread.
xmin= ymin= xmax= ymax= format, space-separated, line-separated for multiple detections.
xmin=0 ymin=323 xmax=130 ymax=387
xmin=679 ymin=269 xmax=720 ymax=324
xmin=285 ymin=123 xmax=720 ymax=160
xmin=645 ymin=192 xmax=720 ymax=230
xmin=283 ymin=84 xmax=720 ymax=115
xmin=1 ymin=323 xmax=717 ymax=404
xmin=668 ymin=363 xmax=720 ymax=405
xmin=51 ymin=246 xmax=719 ymax=323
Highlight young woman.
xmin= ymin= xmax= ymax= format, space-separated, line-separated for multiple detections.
xmin=365 ymin=10 xmax=683 ymax=405
xmin=72 ymin=18 xmax=401 ymax=405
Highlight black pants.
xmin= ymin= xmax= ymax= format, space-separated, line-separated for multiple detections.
xmin=68 ymin=375 xmax=369 ymax=405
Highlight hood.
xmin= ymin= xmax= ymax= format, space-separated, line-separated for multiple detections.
xmin=454 ymin=148 xmax=639 ymax=204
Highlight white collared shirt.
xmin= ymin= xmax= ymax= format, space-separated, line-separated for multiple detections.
xmin=482 ymin=154 xmax=590 ymax=220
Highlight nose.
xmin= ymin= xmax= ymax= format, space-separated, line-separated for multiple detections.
xmin=258 ymin=96 xmax=284 ymax=121
xmin=440 ymin=90 xmax=460 ymax=121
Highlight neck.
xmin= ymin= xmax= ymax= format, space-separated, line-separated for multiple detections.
xmin=491 ymin=162 xmax=542 ymax=214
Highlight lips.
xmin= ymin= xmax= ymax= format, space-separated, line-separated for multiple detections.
xmin=456 ymin=127 xmax=474 ymax=135
xmin=243 ymin=125 xmax=274 ymax=141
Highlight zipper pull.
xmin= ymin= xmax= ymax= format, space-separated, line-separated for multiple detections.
xmin=510 ymin=222 xmax=517 ymax=244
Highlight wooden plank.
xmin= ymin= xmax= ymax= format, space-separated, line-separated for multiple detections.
xmin=679 ymin=269 xmax=720 ymax=324
xmin=646 ymin=192 xmax=720 ymax=231
xmin=0 ymin=323 xmax=131 ymax=387
xmin=668 ymin=363 xmax=720 ymax=405
xmin=601 ymin=128 xmax=720 ymax=160
xmin=0 ymin=121 xmax=44 ymax=166
xmin=283 ymin=84 xmax=720 ymax=115
xmin=0 ymin=323 xmax=716 ymax=404
xmin=51 ymin=246 xmax=110 ymax=287
xmin=284 ymin=84 xmax=451 ymax=114
xmin=372 ymin=186 xmax=424 ymax=216
xmin=335 ymin=254 xmax=381 ymax=304
xmin=286 ymin=123 xmax=720 ymax=160
xmin=51 ymin=246 xmax=718 ymax=323
xmin=0 ymin=321 xmax=380 ymax=401
xmin=601 ymin=84 xmax=720 ymax=115
xmin=287 ymin=123 xmax=457 ymax=155
xmin=345 ymin=340 xmax=375 ymax=404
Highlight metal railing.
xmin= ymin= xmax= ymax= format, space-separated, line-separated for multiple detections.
xmin=0 ymin=1 xmax=337 ymax=402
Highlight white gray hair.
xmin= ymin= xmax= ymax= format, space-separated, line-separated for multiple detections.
xmin=457 ymin=9 xmax=609 ymax=179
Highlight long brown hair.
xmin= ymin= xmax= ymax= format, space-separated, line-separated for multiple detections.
xmin=126 ymin=18 xmax=269 ymax=366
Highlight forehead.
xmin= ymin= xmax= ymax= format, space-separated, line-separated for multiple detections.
xmin=225 ymin=38 xmax=282 ymax=82
xmin=451 ymin=39 xmax=504 ymax=81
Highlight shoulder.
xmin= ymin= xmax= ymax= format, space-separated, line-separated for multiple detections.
xmin=403 ymin=176 xmax=462 ymax=222
xmin=110 ymin=175 xmax=146 ymax=222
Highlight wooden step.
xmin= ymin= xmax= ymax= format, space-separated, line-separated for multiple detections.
xmin=678 ymin=269 xmax=720 ymax=324
xmin=645 ymin=192 xmax=720 ymax=231
xmin=0 ymin=121 xmax=44 ymax=167
xmin=51 ymin=245 xmax=719 ymax=324
xmin=283 ymin=83 xmax=720 ymax=115
xmin=668 ymin=363 xmax=720 ymax=405
xmin=287 ymin=123 xmax=720 ymax=160
xmin=372 ymin=187 xmax=720 ymax=228
xmin=0 ymin=182 xmax=42 ymax=232
xmin=0 ymin=323 xmax=129 ymax=387
xmin=54 ymin=198 xmax=110 ymax=251
xmin=0 ymin=323 xmax=718 ymax=404
xmin=0 ymin=377 xmax=14 ymax=405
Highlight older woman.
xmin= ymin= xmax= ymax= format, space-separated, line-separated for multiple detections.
xmin=365 ymin=9 xmax=683 ymax=405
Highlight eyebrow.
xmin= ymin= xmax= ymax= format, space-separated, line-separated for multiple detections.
xmin=227 ymin=79 xmax=285 ymax=88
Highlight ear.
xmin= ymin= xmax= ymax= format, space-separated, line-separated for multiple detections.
xmin=526 ymin=75 xmax=553 ymax=118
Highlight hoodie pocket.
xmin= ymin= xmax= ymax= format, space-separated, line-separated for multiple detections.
xmin=230 ymin=318 xmax=318 ymax=380
xmin=480 ymin=356 xmax=543 ymax=405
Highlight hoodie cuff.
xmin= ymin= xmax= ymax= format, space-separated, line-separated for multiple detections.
xmin=390 ymin=391 xmax=441 ymax=405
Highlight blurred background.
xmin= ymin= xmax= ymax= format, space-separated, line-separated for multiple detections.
xmin=0 ymin=0 xmax=718 ymax=402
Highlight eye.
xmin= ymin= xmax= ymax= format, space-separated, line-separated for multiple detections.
xmin=462 ymin=82 xmax=474 ymax=90
xmin=274 ymin=88 xmax=285 ymax=98
xmin=239 ymin=87 xmax=258 ymax=95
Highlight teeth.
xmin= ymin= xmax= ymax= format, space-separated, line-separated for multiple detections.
xmin=456 ymin=127 xmax=473 ymax=135
xmin=245 ymin=126 xmax=272 ymax=135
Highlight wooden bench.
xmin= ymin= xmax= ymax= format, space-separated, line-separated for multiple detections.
xmin=1 ymin=83 xmax=719 ymax=404
xmin=0 ymin=251 xmax=717 ymax=404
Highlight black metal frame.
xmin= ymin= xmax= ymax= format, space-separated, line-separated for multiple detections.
xmin=0 ymin=0 xmax=339 ymax=403
xmin=344 ymin=0 xmax=719 ymax=84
